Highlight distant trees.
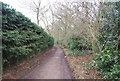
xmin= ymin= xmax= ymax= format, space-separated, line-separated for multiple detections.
xmin=48 ymin=1 xmax=101 ymax=53
xmin=48 ymin=1 xmax=120 ymax=79
xmin=19 ymin=0 xmax=120 ymax=79
xmin=21 ymin=0 xmax=51 ymax=32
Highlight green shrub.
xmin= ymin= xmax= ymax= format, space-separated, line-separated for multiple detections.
xmin=67 ymin=36 xmax=92 ymax=50
xmin=94 ymin=47 xmax=120 ymax=79
xmin=93 ymin=2 xmax=120 ymax=79
xmin=1 ymin=2 xmax=54 ymax=68
xmin=68 ymin=49 xmax=87 ymax=56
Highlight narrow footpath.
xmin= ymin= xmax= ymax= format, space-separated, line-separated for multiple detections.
xmin=22 ymin=46 xmax=72 ymax=79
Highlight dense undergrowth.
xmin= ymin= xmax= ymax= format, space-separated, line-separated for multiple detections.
xmin=66 ymin=2 xmax=120 ymax=79
xmin=1 ymin=2 xmax=54 ymax=68
xmin=67 ymin=36 xmax=91 ymax=56
xmin=93 ymin=2 xmax=120 ymax=79
xmin=1 ymin=1 xmax=120 ymax=79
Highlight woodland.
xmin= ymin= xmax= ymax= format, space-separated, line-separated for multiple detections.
xmin=1 ymin=0 xmax=120 ymax=79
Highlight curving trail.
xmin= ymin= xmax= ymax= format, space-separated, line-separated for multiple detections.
xmin=22 ymin=46 xmax=72 ymax=79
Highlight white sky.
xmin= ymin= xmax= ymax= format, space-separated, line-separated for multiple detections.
xmin=0 ymin=0 xmax=79 ymax=27
xmin=0 ymin=0 xmax=119 ymax=27
xmin=0 ymin=0 xmax=58 ymax=23
xmin=0 ymin=0 xmax=70 ymax=27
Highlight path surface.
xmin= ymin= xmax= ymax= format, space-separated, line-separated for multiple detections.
xmin=22 ymin=46 xmax=72 ymax=79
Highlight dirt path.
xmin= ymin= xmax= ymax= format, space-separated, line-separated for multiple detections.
xmin=22 ymin=46 xmax=72 ymax=79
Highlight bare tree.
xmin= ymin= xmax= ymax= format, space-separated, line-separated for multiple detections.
xmin=48 ymin=1 xmax=102 ymax=52
xmin=21 ymin=0 xmax=102 ymax=52
xmin=21 ymin=0 xmax=50 ymax=28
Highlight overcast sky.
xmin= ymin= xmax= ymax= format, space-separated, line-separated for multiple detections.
xmin=0 ymin=0 xmax=57 ymax=23
xmin=0 ymin=0 xmax=78 ymax=27
xmin=0 ymin=0 xmax=119 ymax=27
xmin=0 ymin=0 xmax=70 ymax=27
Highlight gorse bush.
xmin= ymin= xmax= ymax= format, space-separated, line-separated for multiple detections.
xmin=1 ymin=2 xmax=54 ymax=68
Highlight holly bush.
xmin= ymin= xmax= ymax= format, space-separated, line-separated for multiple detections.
xmin=94 ymin=2 xmax=120 ymax=79
xmin=94 ymin=47 xmax=120 ymax=79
